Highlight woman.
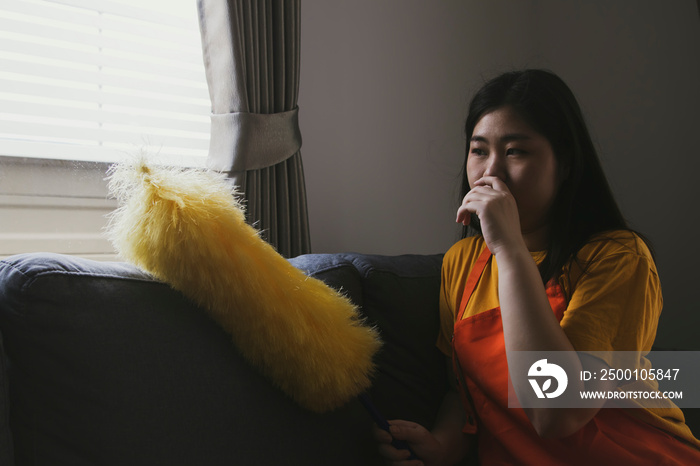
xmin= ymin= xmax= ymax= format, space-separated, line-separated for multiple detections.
xmin=376 ymin=69 xmax=700 ymax=465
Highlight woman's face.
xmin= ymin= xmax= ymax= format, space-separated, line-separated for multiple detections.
xmin=467 ymin=106 xmax=561 ymax=236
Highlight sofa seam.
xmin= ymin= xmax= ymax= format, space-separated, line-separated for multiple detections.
xmin=14 ymin=270 xmax=160 ymax=293
xmin=303 ymin=262 xmax=358 ymax=277
xmin=351 ymin=262 xmax=442 ymax=281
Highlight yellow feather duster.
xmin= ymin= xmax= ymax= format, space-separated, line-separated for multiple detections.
xmin=106 ymin=159 xmax=381 ymax=413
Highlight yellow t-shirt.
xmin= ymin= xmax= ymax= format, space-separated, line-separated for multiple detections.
xmin=437 ymin=230 xmax=700 ymax=448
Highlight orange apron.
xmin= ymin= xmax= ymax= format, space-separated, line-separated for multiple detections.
xmin=452 ymin=246 xmax=700 ymax=465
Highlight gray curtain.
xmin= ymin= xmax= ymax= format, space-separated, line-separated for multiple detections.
xmin=197 ymin=0 xmax=311 ymax=257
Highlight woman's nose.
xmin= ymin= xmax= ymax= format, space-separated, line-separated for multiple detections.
xmin=483 ymin=154 xmax=505 ymax=178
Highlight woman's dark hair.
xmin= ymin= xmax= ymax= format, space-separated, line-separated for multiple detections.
xmin=461 ymin=69 xmax=643 ymax=284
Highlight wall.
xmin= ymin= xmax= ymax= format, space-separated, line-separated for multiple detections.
xmin=299 ymin=0 xmax=700 ymax=349
xmin=299 ymin=0 xmax=539 ymax=256
xmin=530 ymin=0 xmax=700 ymax=349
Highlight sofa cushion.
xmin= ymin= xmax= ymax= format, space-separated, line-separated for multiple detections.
xmin=0 ymin=251 xmax=446 ymax=466
xmin=353 ymin=254 xmax=447 ymax=427
xmin=291 ymin=253 xmax=447 ymax=428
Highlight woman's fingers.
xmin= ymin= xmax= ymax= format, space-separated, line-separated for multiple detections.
xmin=456 ymin=204 xmax=471 ymax=225
xmin=389 ymin=420 xmax=431 ymax=442
xmin=457 ymin=177 xmax=523 ymax=253
xmin=374 ymin=420 xmax=435 ymax=465
xmin=373 ymin=424 xmax=414 ymax=463
xmin=373 ymin=425 xmax=393 ymax=443
xmin=456 ymin=185 xmax=500 ymax=225
xmin=377 ymin=444 xmax=421 ymax=465
xmin=473 ymin=175 xmax=510 ymax=193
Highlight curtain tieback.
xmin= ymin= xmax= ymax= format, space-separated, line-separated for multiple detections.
xmin=207 ymin=107 xmax=302 ymax=173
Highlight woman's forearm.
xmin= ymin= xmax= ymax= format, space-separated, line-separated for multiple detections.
xmin=495 ymin=245 xmax=607 ymax=437
xmin=432 ymin=389 xmax=473 ymax=465
xmin=496 ymin=245 xmax=574 ymax=353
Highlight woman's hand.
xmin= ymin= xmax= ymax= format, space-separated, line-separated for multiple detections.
xmin=456 ymin=176 xmax=525 ymax=255
xmin=373 ymin=420 xmax=446 ymax=466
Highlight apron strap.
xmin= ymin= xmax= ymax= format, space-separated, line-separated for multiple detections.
xmin=451 ymin=243 xmax=491 ymax=434
xmin=457 ymin=245 xmax=492 ymax=321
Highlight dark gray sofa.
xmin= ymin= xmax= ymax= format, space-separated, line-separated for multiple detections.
xmin=0 ymin=251 xmax=448 ymax=465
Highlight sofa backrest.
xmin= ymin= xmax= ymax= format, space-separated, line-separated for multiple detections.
xmin=0 ymin=251 xmax=445 ymax=466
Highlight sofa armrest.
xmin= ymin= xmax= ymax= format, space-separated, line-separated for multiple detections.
xmin=0 ymin=251 xmax=445 ymax=465
xmin=0 ymin=331 xmax=13 ymax=466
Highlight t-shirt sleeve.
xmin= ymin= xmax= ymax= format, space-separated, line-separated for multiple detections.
xmin=436 ymin=249 xmax=457 ymax=356
xmin=560 ymin=241 xmax=662 ymax=364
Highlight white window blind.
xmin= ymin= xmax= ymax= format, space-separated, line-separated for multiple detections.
xmin=0 ymin=0 xmax=211 ymax=167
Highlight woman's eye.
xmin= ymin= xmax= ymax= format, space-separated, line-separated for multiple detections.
xmin=470 ymin=147 xmax=487 ymax=156
xmin=506 ymin=148 xmax=525 ymax=155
